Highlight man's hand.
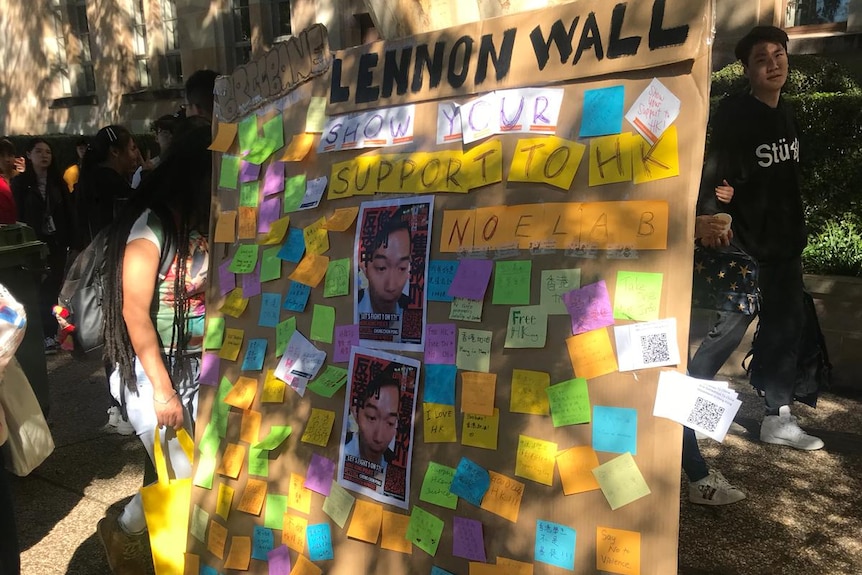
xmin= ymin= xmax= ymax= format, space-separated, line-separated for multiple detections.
xmin=695 ymin=215 xmax=733 ymax=247
xmin=715 ymin=179 xmax=734 ymax=204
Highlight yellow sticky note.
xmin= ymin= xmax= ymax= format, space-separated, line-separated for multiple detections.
xmin=240 ymin=409 xmax=261 ymax=444
xmin=218 ymin=328 xmax=244 ymax=361
xmin=224 ymin=376 xmax=258 ymax=409
xmin=238 ymin=206 xmax=257 ymax=239
xmin=217 ymin=443 xmax=246 ymax=479
xmin=262 ymin=369 xmax=286 ymax=403
xmin=461 ymin=371 xmax=496 ymax=416
xmin=508 ymin=136 xmax=586 ymax=190
xmin=324 ymin=206 xmax=359 ymax=231
xmin=207 ymin=519 xmax=228 ymax=559
xmin=224 ymin=536 xmax=251 ymax=570
xmin=510 ymin=369 xmax=550 ymax=415
xmin=381 ymin=510 xmax=413 ymax=554
xmin=288 ymin=472 xmax=312 ymax=514
xmin=565 ymin=328 xmax=619 ymax=380
xmin=557 ymin=446 xmax=601 ymax=495
xmin=282 ymin=513 xmax=308 ymax=552
xmin=592 ymin=452 xmax=651 ymax=510
xmin=183 ymin=553 xmax=200 ymax=575
xmin=480 ymin=470 xmax=524 ymax=523
xmin=301 ymin=408 xmax=335 ymax=447
xmin=209 ymin=122 xmax=238 ymax=152
xmin=589 ymin=133 xmax=634 ymax=186
xmin=470 ymin=563 xmax=501 ymax=575
xmin=219 ymin=288 xmax=249 ymax=318
xmin=633 ymin=125 xmax=679 ymax=184
xmin=515 ymin=435 xmax=557 ymax=486
xmin=214 ymin=210 xmax=237 ymax=243
xmin=289 ymin=253 xmax=329 ymax=288
xmin=497 ymin=557 xmax=534 ymax=575
xmin=291 ymin=553 xmax=322 ymax=575
xmin=461 ymin=409 xmax=499 ymax=450
xmin=260 ymin=215 xmax=290 ymax=245
xmin=463 ymin=139 xmax=503 ymax=190
xmin=347 ymin=499 xmax=383 ymax=543
xmin=237 ymin=477 xmax=267 ymax=515
xmin=303 ymin=216 xmax=329 ymax=255
xmin=306 ymin=97 xmax=328 ymax=133
xmin=280 ymin=133 xmax=315 ymax=162
xmin=596 ymin=526 xmax=641 ymax=575
xmin=216 ymin=483 xmax=234 ymax=520
xmin=423 ymin=402 xmax=457 ymax=443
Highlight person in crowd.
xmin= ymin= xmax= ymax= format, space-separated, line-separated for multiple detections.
xmin=10 ymin=138 xmax=75 ymax=352
xmin=95 ymin=116 xmax=211 ymax=575
xmin=0 ymin=139 xmax=19 ymax=224
xmin=132 ymin=114 xmax=179 ymax=189
xmin=184 ymin=69 xmax=219 ymax=121
xmin=62 ymin=136 xmax=89 ymax=194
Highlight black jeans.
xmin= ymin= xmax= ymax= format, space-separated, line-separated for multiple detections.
xmin=0 ymin=451 xmax=20 ymax=575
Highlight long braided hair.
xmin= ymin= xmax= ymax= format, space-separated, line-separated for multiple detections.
xmin=102 ymin=116 xmax=212 ymax=390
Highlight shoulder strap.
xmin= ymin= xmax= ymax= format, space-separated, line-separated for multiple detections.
xmin=156 ymin=228 xmax=176 ymax=281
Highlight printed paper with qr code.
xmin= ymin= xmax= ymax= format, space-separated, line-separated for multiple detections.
xmin=613 ymin=318 xmax=681 ymax=372
xmin=654 ymin=371 xmax=742 ymax=442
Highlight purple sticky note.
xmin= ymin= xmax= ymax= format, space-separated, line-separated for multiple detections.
xmin=267 ymin=544 xmax=291 ymax=575
xmin=240 ymin=160 xmax=261 ymax=183
xmin=242 ymin=259 xmax=262 ymax=298
xmin=263 ymin=161 xmax=285 ymax=196
xmin=425 ymin=323 xmax=456 ymax=365
xmin=447 ymin=259 xmax=493 ymax=301
xmin=218 ymin=259 xmax=236 ymax=297
xmin=258 ymin=195 xmax=282 ymax=234
xmin=452 ymin=517 xmax=486 ymax=562
xmin=333 ymin=324 xmax=359 ymax=363
xmin=562 ymin=280 xmax=614 ymax=335
xmin=304 ymin=453 xmax=335 ymax=496
xmin=199 ymin=352 xmax=220 ymax=386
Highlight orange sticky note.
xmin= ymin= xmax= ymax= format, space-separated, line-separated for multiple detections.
xmin=216 ymin=483 xmax=234 ymax=520
xmin=217 ymin=443 xmax=246 ymax=479
xmin=240 ymin=409 xmax=262 ymax=444
xmin=280 ymin=133 xmax=315 ymax=162
xmin=224 ymin=376 xmax=258 ymax=409
xmin=566 ymin=328 xmax=619 ymax=380
xmin=470 ymin=564 xmax=501 ymax=575
xmin=596 ymin=526 xmax=641 ymax=575
xmin=209 ymin=122 xmax=238 ymax=152
xmin=237 ymin=478 xmax=268 ymax=515
xmin=557 ymin=446 xmax=601 ymax=495
xmin=260 ymin=215 xmax=290 ymax=245
xmin=461 ymin=409 xmax=499 ymax=450
xmin=224 ymin=536 xmax=252 ymax=570
xmin=461 ymin=372 xmax=496 ymax=416
xmin=207 ymin=519 xmax=228 ymax=559
xmin=323 ymin=207 xmax=359 ymax=231
xmin=290 ymin=553 xmax=323 ymax=575
xmin=497 ymin=557 xmax=534 ymax=575
xmin=214 ymin=210 xmax=237 ymax=243
xmin=288 ymin=472 xmax=312 ymax=514
xmin=288 ymin=253 xmax=329 ymax=288
xmin=381 ymin=510 xmax=412 ymax=554
xmin=346 ymin=499 xmax=383 ymax=543
xmin=480 ymin=471 xmax=524 ymax=522
xmin=262 ymin=369 xmax=286 ymax=403
xmin=282 ymin=513 xmax=308 ymax=552
xmin=515 ymin=435 xmax=557 ymax=486
xmin=183 ymin=553 xmax=200 ymax=575
xmin=238 ymin=206 xmax=257 ymax=239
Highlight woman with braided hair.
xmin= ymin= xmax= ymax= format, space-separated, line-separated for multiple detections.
xmin=95 ymin=116 xmax=212 ymax=575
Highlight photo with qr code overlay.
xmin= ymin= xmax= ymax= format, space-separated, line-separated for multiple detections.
xmin=615 ymin=318 xmax=681 ymax=372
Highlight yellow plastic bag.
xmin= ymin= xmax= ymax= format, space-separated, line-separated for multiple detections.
xmin=141 ymin=426 xmax=194 ymax=575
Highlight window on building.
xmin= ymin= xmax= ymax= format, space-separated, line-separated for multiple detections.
xmin=233 ymin=0 xmax=252 ymax=67
xmin=131 ymin=0 xmax=150 ymax=88
xmin=271 ymin=0 xmax=292 ymax=40
xmin=785 ymin=0 xmax=850 ymax=30
xmin=50 ymin=0 xmax=71 ymax=96
xmin=160 ymin=0 xmax=183 ymax=86
xmin=68 ymin=0 xmax=96 ymax=94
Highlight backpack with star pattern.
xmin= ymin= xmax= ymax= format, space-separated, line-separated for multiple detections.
xmin=691 ymin=244 xmax=760 ymax=315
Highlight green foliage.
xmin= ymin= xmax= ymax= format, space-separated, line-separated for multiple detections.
xmin=710 ymin=55 xmax=861 ymax=98
xmin=802 ymin=214 xmax=862 ymax=277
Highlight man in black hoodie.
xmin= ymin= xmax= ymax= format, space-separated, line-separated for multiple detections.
xmin=692 ymin=26 xmax=822 ymax=451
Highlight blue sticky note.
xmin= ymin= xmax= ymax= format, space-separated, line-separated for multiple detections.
xmin=277 ymin=228 xmax=305 ymax=263
xmin=424 ymin=364 xmax=456 ymax=405
xmin=592 ymin=405 xmax=638 ymax=454
xmin=428 ymin=260 xmax=459 ymax=302
xmin=283 ymin=282 xmax=311 ymax=312
xmin=306 ymin=523 xmax=334 ymax=561
xmin=579 ymin=85 xmax=625 ymax=138
xmin=258 ymin=292 xmax=281 ymax=328
xmin=200 ymin=566 xmax=219 ymax=575
xmin=431 ymin=568 xmax=455 ymax=575
xmin=535 ymin=520 xmax=576 ymax=570
xmin=252 ymin=525 xmax=274 ymax=561
xmin=241 ymin=338 xmax=267 ymax=371
xmin=449 ymin=457 xmax=490 ymax=507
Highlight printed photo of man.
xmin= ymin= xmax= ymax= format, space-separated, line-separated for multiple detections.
xmin=344 ymin=362 xmax=400 ymax=481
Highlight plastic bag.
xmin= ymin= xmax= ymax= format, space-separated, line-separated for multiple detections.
xmin=0 ymin=357 xmax=55 ymax=475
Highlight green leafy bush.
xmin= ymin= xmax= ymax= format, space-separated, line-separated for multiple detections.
xmin=802 ymin=214 xmax=862 ymax=277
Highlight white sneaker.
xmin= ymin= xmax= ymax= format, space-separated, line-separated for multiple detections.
xmin=689 ymin=469 xmax=746 ymax=506
xmin=104 ymin=406 xmax=135 ymax=436
xmin=105 ymin=406 xmax=121 ymax=428
xmin=760 ymin=405 xmax=824 ymax=450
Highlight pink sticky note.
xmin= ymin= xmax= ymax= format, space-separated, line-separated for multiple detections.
xmin=240 ymin=160 xmax=261 ymax=183
xmin=453 ymin=516 xmax=486 ymax=562
xmin=219 ymin=259 xmax=236 ymax=297
xmin=304 ymin=453 xmax=335 ymax=496
xmin=425 ymin=323 xmax=456 ymax=365
xmin=333 ymin=324 xmax=359 ymax=364
xmin=267 ymin=544 xmax=291 ymax=575
xmin=562 ymin=280 xmax=614 ymax=335
xmin=199 ymin=352 xmax=220 ymax=386
xmin=242 ymin=259 xmax=262 ymax=298
xmin=258 ymin=195 xmax=282 ymax=234
xmin=447 ymin=259 xmax=493 ymax=301
xmin=263 ymin=161 xmax=285 ymax=196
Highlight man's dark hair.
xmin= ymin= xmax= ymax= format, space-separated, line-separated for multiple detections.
xmin=355 ymin=362 xmax=401 ymax=410
xmin=362 ymin=207 xmax=413 ymax=264
xmin=74 ymin=136 xmax=88 ymax=147
xmin=0 ymin=139 xmax=15 ymax=156
xmin=184 ymin=69 xmax=219 ymax=118
xmin=151 ymin=114 xmax=176 ymax=134
xmin=735 ymin=26 xmax=789 ymax=66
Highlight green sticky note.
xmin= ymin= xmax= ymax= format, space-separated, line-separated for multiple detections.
xmin=492 ymin=260 xmax=532 ymax=305
xmin=310 ymin=304 xmax=335 ymax=343
xmin=456 ymin=328 xmax=493 ymax=373
xmin=254 ymin=425 xmax=292 ymax=451
xmin=307 ymin=365 xmax=348 ymax=398
xmin=419 ymin=462 xmax=458 ymax=510
xmin=199 ymin=422 xmax=221 ymax=456
xmin=212 ymin=376 xmax=233 ymax=438
xmin=228 ymin=244 xmax=259 ymax=274
xmin=262 ymin=114 xmax=285 ymax=151
xmin=323 ymin=258 xmax=350 ymax=297
xmin=192 ymin=452 xmax=216 ymax=489
xmin=540 ymin=268 xmax=581 ymax=315
xmin=546 ymin=377 xmax=591 ymax=427
xmin=613 ymin=270 xmax=663 ymax=321
xmin=204 ymin=317 xmax=225 ymax=349
xmin=283 ymin=174 xmax=306 ymax=213
xmin=238 ymin=115 xmax=258 ymax=152
xmin=248 ymin=446 xmax=270 ymax=477
xmin=504 ymin=305 xmax=548 ymax=349
xmin=260 ymin=246 xmax=282 ymax=283
xmin=264 ymin=494 xmax=288 ymax=529
xmin=322 ymin=481 xmax=355 ymax=529
xmin=240 ymin=181 xmax=260 ymax=207
xmin=219 ymin=154 xmax=240 ymax=189
xmin=275 ymin=316 xmax=296 ymax=357
xmin=244 ymin=137 xmax=278 ymax=164
xmin=190 ymin=504 xmax=209 ymax=542
xmin=406 ymin=506 xmax=444 ymax=556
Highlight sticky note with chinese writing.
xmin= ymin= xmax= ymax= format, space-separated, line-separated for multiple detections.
xmin=347 ymin=499 xmax=383 ymax=543
xmin=255 ymin=425 xmax=292 ymax=451
xmin=381 ymin=510 xmax=413 ymax=554
xmin=407 ymin=506 xmax=444 ymax=557
xmin=204 ymin=317 xmax=225 ymax=350
xmin=281 ymin=133 xmax=314 ymax=162
xmin=306 ymin=365 xmax=347 ymax=398
xmin=450 ymin=457 xmax=490 ymax=507
xmin=224 ymin=536 xmax=251 ymax=570
xmin=480 ymin=471 xmax=524 ymax=523
xmin=333 ymin=324 xmax=359 ymax=363
xmin=456 ymin=328 xmax=492 ymax=373
xmin=252 ymin=526 xmax=274 ymax=561
xmin=562 ymin=280 xmax=614 ymax=335
xmin=310 ymin=304 xmax=335 ymax=343
xmin=218 ymin=154 xmax=240 ymax=189
xmin=448 ymin=259 xmax=493 ymax=300
xmin=546 ymin=378 xmax=590 ymax=427
xmin=216 ymin=483 xmax=234 ymax=520
xmin=580 ymin=85 xmax=625 ymax=137
xmin=278 ymin=227 xmax=305 ymax=263
xmin=613 ymin=270 xmax=663 ymax=321
xmin=450 ymin=297 xmax=483 ymax=322
xmin=504 ymin=306 xmax=548 ymax=348
xmin=428 ymin=260 xmax=458 ymax=302
xmin=596 ymin=526 xmax=641 ymax=575
xmin=217 ymin=443 xmax=246 ymax=479
xmin=492 ymin=260 xmax=532 ymax=305
xmin=237 ymin=478 xmax=267 ymax=515
xmin=535 ymin=520 xmax=575 ymax=570
xmin=220 ymin=287 xmax=249 ymax=318
xmin=283 ymin=281 xmax=311 ymax=312
xmin=239 ymin=181 xmax=260 ymax=206
xmin=264 ymin=494 xmax=288 ymax=530
xmin=425 ymin=323 xmax=456 ymax=364
xmin=515 ymin=435 xmax=557 ymax=486
xmin=592 ymin=452 xmax=651 ymax=510
xmin=593 ymin=406 xmax=637 ymax=454
xmin=304 ymin=453 xmax=334 ymax=496
xmin=224 ymin=375 xmax=257 ymax=409
xmin=214 ymin=210 xmax=237 ymax=243
xmin=461 ymin=409 xmax=499 ymax=450
xmin=565 ymin=328 xmax=618 ymax=380
xmin=461 ymin=371 xmax=496 ymax=416
xmin=306 ymin=523 xmax=334 ymax=561
xmin=301 ymin=408 xmax=335 ymax=447
xmin=423 ymin=363 xmax=456 ymax=406
xmin=267 ymin=544 xmax=291 ymax=574
xmin=324 ymin=206 xmax=359 ymax=231
xmin=207 ymin=519 xmax=228 ymax=559
xmin=510 ymin=369 xmax=550 ymax=415
xmin=281 ymin=514 xmax=307 ymax=552
xmin=259 ymin=292 xmax=281 ymax=328
xmin=228 ymin=244 xmax=259 ymax=274
xmin=241 ymin=259 xmax=262 ymax=298
xmin=423 ymin=403 xmax=457 ymax=443
xmin=261 ymin=215 xmax=290 ymax=245
xmin=588 ymin=133 xmax=633 ymax=186
xmin=557 ymin=446 xmax=601 ymax=495
xmin=218 ymin=259 xmax=236 ymax=296
xmin=249 ymin=446 xmax=270 ymax=477
xmin=453 ymin=517 xmax=486 ymax=562
xmin=240 ymin=409 xmax=262 ymax=444
xmin=540 ymin=269 xmax=582 ymax=315
xmin=259 ymin=195 xmax=282 ymax=235
xmin=420 ymin=462 xmax=458 ymax=510
xmin=284 ymin=174 xmax=307 ymax=213
xmin=241 ymin=338 xmax=268 ymax=371
xmin=209 ymin=122 xmax=237 ymax=152
xmin=323 ymin=258 xmax=350 ymax=297
xmin=303 ymin=216 xmax=329 ymax=255
xmin=262 ymin=370 xmax=286 ymax=403
xmin=275 ymin=317 xmax=296 ymax=357
xmin=289 ymin=253 xmax=329 ymax=288
xmin=322 ymin=481 xmax=354 ymax=529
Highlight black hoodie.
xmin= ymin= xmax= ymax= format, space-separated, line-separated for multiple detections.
xmin=76 ymin=165 xmax=133 ymax=247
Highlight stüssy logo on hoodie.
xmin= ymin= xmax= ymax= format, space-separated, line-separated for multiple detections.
xmin=755 ymin=136 xmax=799 ymax=168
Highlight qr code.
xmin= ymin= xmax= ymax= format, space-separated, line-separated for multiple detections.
xmin=686 ymin=397 xmax=726 ymax=432
xmin=640 ymin=333 xmax=670 ymax=364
